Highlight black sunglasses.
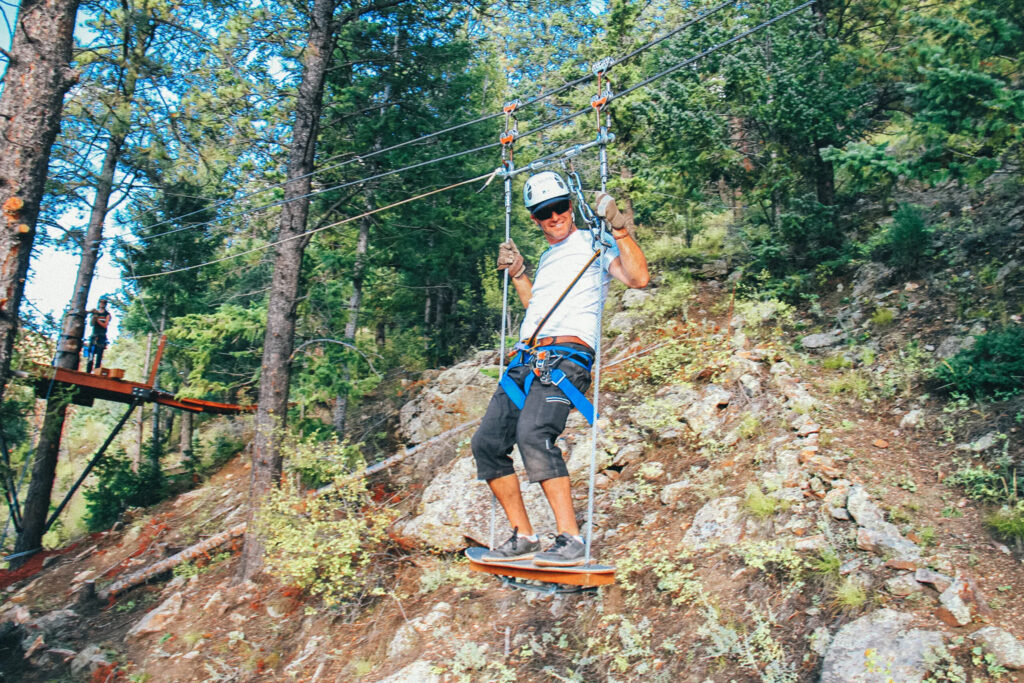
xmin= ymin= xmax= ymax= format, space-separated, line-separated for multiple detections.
xmin=531 ymin=198 xmax=571 ymax=221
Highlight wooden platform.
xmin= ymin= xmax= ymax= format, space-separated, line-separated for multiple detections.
xmin=25 ymin=363 xmax=253 ymax=414
xmin=465 ymin=546 xmax=615 ymax=588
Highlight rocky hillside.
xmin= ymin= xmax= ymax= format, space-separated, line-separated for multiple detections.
xmin=1 ymin=268 xmax=1023 ymax=682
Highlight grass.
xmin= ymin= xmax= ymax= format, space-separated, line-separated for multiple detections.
xmin=833 ymin=578 xmax=868 ymax=609
xmin=807 ymin=549 xmax=841 ymax=579
xmin=744 ymin=486 xmax=787 ymax=519
xmin=827 ymin=370 xmax=872 ymax=400
xmin=985 ymin=503 xmax=1024 ymax=550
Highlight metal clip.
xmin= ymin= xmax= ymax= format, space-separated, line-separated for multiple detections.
xmin=500 ymin=126 xmax=517 ymax=146
xmin=531 ymin=350 xmax=564 ymax=385
xmin=591 ymin=89 xmax=612 ymax=111
xmin=592 ymin=57 xmax=614 ymax=77
xmin=503 ymin=99 xmax=521 ymax=114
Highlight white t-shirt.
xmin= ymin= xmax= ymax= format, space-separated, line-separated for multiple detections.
xmin=519 ymin=228 xmax=619 ymax=350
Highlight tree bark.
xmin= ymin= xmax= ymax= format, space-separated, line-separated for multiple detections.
xmin=179 ymin=410 xmax=193 ymax=457
xmin=237 ymin=0 xmax=338 ymax=582
xmin=0 ymin=0 xmax=80 ymax=406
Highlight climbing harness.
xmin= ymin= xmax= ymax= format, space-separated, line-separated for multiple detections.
xmin=498 ymin=344 xmax=596 ymax=424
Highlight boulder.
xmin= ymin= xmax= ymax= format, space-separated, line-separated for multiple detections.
xmin=900 ymin=409 xmax=924 ymax=429
xmin=127 ymin=592 xmax=184 ymax=637
xmin=820 ymin=609 xmax=944 ymax=683
xmin=620 ymin=289 xmax=652 ymax=309
xmin=682 ymin=385 xmax=731 ymax=436
xmin=23 ymin=609 xmax=80 ymax=643
xmin=936 ymin=578 xmax=973 ymax=626
xmin=856 ymin=528 xmax=921 ymax=561
xmin=852 ymin=262 xmax=895 ymax=299
xmin=915 ymin=568 xmax=953 ymax=593
xmin=396 ymin=454 xmax=565 ymax=550
xmin=69 ymin=645 xmax=111 ymax=676
xmin=399 ymin=352 xmax=498 ymax=445
xmin=682 ymin=496 xmax=767 ymax=550
xmin=801 ymin=331 xmax=844 ymax=350
xmin=660 ymin=480 xmax=690 ymax=507
xmin=969 ymin=627 xmax=1024 ymax=670
xmin=607 ymin=311 xmax=644 ymax=336
xmin=847 ymin=486 xmax=901 ymax=536
xmin=885 ymin=574 xmax=924 ymax=597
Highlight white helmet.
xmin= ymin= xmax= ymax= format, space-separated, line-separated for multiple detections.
xmin=523 ymin=171 xmax=570 ymax=211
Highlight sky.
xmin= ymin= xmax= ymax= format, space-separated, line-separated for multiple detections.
xmin=1 ymin=1 xmax=124 ymax=339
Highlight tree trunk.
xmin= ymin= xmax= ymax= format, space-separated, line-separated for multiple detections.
xmin=180 ymin=411 xmax=193 ymax=457
xmin=332 ymin=203 xmax=371 ymax=438
xmin=0 ymin=0 xmax=80 ymax=406
xmin=237 ymin=0 xmax=338 ymax=582
xmin=14 ymin=127 xmax=127 ymax=564
xmin=55 ymin=131 xmax=126 ymax=368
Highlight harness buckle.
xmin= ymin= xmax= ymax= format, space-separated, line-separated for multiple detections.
xmin=531 ymin=350 xmax=564 ymax=385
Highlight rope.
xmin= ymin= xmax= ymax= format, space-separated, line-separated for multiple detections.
xmin=491 ymin=103 xmax=518 ymax=551
xmin=583 ymin=74 xmax=614 ymax=567
xmin=125 ymin=171 xmax=494 ymax=280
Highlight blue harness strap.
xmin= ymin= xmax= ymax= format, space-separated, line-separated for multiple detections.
xmin=498 ymin=345 xmax=596 ymax=425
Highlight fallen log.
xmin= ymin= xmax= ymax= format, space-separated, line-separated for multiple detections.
xmin=98 ymin=522 xmax=247 ymax=601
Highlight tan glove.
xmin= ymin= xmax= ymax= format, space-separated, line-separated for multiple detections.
xmin=594 ymin=191 xmax=631 ymax=232
xmin=497 ymin=240 xmax=526 ymax=279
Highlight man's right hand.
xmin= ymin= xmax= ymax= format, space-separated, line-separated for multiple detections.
xmin=497 ymin=240 xmax=526 ymax=279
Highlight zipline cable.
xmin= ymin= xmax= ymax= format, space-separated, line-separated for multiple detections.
xmin=123 ymin=0 xmax=815 ymax=282
xmin=118 ymin=0 xmax=741 ymax=241
xmin=127 ymin=171 xmax=495 ymax=280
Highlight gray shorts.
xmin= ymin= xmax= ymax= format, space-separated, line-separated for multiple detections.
xmin=470 ymin=358 xmax=592 ymax=483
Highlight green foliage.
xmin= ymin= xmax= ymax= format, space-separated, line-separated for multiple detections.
xmin=284 ymin=433 xmax=363 ymax=489
xmin=636 ymin=272 xmax=695 ymax=324
xmin=934 ymin=328 xmax=1024 ymax=399
xmin=870 ymin=308 xmax=895 ymax=327
xmin=258 ymin=464 xmax=393 ymax=608
xmin=807 ymin=549 xmax=841 ymax=578
xmin=736 ymin=541 xmax=805 ymax=580
xmin=744 ymin=486 xmax=788 ymax=520
xmin=84 ymin=452 xmax=166 ymax=531
xmin=871 ymin=205 xmax=934 ymax=275
xmin=986 ymin=502 xmax=1024 ymax=547
xmin=418 ymin=559 xmax=487 ymax=594
xmin=833 ymin=577 xmax=868 ymax=609
xmin=944 ymin=463 xmax=1018 ymax=503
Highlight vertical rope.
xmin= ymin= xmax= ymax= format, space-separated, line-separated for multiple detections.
xmin=584 ymin=70 xmax=613 ymax=566
xmin=490 ymin=102 xmax=518 ymax=550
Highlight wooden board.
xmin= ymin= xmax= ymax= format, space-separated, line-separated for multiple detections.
xmin=465 ymin=547 xmax=615 ymax=587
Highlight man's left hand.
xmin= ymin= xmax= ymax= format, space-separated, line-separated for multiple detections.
xmin=594 ymin=192 xmax=630 ymax=231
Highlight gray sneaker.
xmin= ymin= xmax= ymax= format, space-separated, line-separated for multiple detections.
xmin=533 ymin=533 xmax=587 ymax=567
xmin=481 ymin=528 xmax=541 ymax=562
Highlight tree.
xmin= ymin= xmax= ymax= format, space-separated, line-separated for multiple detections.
xmin=239 ymin=0 xmax=410 ymax=581
xmin=0 ymin=0 xmax=80 ymax=408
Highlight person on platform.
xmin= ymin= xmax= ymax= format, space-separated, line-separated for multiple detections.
xmin=471 ymin=171 xmax=649 ymax=567
xmin=85 ymin=298 xmax=112 ymax=373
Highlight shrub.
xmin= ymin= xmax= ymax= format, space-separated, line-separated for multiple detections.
xmin=945 ymin=463 xmax=1020 ymax=504
xmin=872 ymin=204 xmax=933 ymax=275
xmin=933 ymin=327 xmax=1024 ymax=399
xmin=259 ymin=460 xmax=394 ymax=608
xmin=986 ymin=503 xmax=1024 ymax=550
xmin=84 ymin=452 xmax=166 ymax=531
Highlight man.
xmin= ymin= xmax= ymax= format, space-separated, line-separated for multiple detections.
xmin=85 ymin=298 xmax=111 ymax=373
xmin=471 ymin=170 xmax=649 ymax=567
